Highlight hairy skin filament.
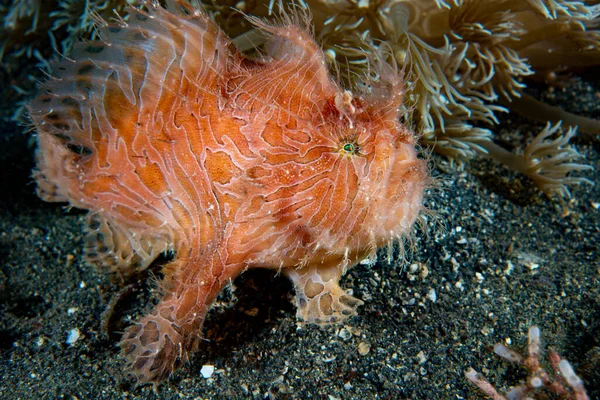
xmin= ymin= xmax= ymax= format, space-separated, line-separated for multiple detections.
xmin=29 ymin=0 xmax=427 ymax=385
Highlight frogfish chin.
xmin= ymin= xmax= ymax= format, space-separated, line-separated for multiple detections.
xmin=29 ymin=0 xmax=427 ymax=385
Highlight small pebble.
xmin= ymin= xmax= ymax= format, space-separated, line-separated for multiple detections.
xmin=416 ymin=350 xmax=427 ymax=364
xmin=475 ymin=272 xmax=484 ymax=283
xmin=244 ymin=307 xmax=259 ymax=316
xmin=427 ymin=288 xmax=437 ymax=303
xmin=338 ymin=328 xmax=352 ymax=340
xmin=200 ymin=364 xmax=215 ymax=378
xmin=66 ymin=328 xmax=80 ymax=345
xmin=358 ymin=342 xmax=370 ymax=356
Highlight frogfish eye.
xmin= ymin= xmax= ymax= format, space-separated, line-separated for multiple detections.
xmin=341 ymin=141 xmax=359 ymax=155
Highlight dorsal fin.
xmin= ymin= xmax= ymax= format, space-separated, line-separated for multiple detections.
xmin=234 ymin=7 xmax=339 ymax=122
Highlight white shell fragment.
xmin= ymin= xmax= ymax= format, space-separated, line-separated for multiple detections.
xmin=66 ymin=328 xmax=80 ymax=345
xmin=200 ymin=364 xmax=215 ymax=379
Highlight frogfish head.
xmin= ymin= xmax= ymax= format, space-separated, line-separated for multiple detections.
xmin=274 ymin=88 xmax=427 ymax=262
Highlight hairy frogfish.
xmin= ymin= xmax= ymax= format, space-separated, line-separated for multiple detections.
xmin=29 ymin=0 xmax=427 ymax=385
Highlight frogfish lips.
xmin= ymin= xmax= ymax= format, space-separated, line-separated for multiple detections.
xmin=380 ymin=142 xmax=427 ymax=238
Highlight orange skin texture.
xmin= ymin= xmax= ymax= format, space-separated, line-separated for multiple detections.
xmin=29 ymin=1 xmax=427 ymax=385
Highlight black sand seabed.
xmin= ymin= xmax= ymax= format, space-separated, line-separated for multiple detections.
xmin=0 ymin=68 xmax=598 ymax=399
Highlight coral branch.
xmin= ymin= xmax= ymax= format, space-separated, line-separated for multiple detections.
xmin=465 ymin=367 xmax=508 ymax=400
xmin=466 ymin=325 xmax=590 ymax=400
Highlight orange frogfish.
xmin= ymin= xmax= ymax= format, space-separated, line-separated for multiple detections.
xmin=29 ymin=0 xmax=427 ymax=385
